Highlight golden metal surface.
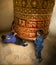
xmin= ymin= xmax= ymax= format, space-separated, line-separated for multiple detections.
xmin=13 ymin=0 xmax=55 ymax=40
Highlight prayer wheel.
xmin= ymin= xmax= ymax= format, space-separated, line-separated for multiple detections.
xmin=13 ymin=0 xmax=55 ymax=40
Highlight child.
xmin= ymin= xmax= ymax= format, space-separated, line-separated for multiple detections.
xmin=33 ymin=30 xmax=44 ymax=62
xmin=1 ymin=32 xmax=16 ymax=43
xmin=1 ymin=32 xmax=28 ymax=47
xmin=1 ymin=20 xmax=28 ymax=47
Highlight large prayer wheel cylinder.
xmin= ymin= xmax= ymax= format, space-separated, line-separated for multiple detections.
xmin=13 ymin=0 xmax=55 ymax=40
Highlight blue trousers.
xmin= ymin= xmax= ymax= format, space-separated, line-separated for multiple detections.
xmin=15 ymin=35 xmax=25 ymax=46
xmin=31 ymin=40 xmax=43 ymax=59
xmin=36 ymin=47 xmax=43 ymax=59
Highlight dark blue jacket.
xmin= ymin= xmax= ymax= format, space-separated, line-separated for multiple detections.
xmin=3 ymin=32 xmax=16 ymax=43
xmin=34 ymin=36 xmax=44 ymax=49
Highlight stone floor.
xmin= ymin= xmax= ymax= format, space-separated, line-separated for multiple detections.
xmin=0 ymin=33 xmax=56 ymax=65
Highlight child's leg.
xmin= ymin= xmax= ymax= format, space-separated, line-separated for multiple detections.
xmin=17 ymin=39 xmax=28 ymax=46
xmin=15 ymin=35 xmax=28 ymax=46
xmin=36 ymin=47 xmax=43 ymax=62
xmin=37 ymin=49 xmax=42 ymax=59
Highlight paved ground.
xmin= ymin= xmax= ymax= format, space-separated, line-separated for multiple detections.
xmin=0 ymin=33 xmax=56 ymax=65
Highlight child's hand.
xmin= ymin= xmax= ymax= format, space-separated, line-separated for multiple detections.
xmin=7 ymin=38 xmax=11 ymax=40
xmin=14 ymin=33 xmax=17 ymax=36
xmin=6 ymin=36 xmax=11 ymax=40
xmin=32 ymin=38 xmax=36 ymax=40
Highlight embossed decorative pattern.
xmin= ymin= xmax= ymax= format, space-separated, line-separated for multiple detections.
xmin=13 ymin=0 xmax=55 ymax=40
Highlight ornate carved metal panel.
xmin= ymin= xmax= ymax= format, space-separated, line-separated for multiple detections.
xmin=13 ymin=0 xmax=55 ymax=40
